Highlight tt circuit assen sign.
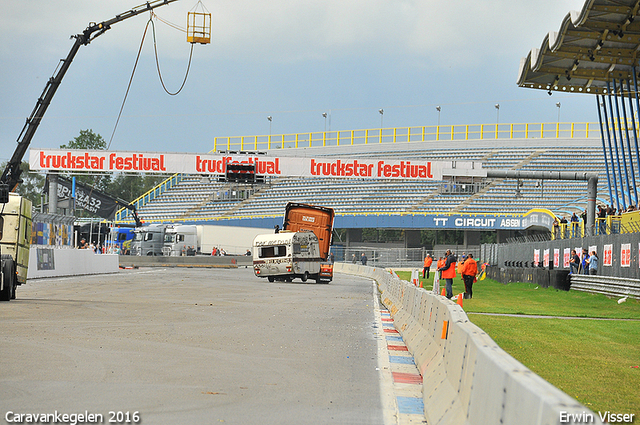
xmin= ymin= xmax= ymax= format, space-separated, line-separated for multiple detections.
xmin=29 ymin=149 xmax=481 ymax=180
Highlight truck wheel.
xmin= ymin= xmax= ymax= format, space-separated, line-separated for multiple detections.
xmin=268 ymin=276 xmax=275 ymax=282
xmin=0 ymin=258 xmax=15 ymax=301
xmin=301 ymin=271 xmax=309 ymax=282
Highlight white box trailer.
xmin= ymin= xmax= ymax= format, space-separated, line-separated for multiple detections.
xmin=253 ymin=231 xmax=330 ymax=283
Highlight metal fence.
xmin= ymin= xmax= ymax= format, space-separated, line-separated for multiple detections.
xmin=482 ymin=231 xmax=640 ymax=280
xmin=336 ymin=246 xmax=426 ymax=268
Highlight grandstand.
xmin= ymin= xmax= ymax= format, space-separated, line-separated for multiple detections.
xmin=118 ymin=126 xmax=609 ymax=228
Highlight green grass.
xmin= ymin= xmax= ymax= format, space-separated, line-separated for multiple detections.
xmin=395 ymin=270 xmax=640 ymax=416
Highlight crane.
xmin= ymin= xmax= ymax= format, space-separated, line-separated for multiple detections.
xmin=0 ymin=1 xmax=180 ymax=301
xmin=0 ymin=0 xmax=180 ymax=203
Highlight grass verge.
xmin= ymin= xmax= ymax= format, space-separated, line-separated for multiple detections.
xmin=394 ymin=270 xmax=640 ymax=416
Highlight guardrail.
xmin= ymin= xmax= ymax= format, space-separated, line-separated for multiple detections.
xmin=335 ymin=263 xmax=600 ymax=425
xmin=213 ymin=122 xmax=599 ymax=151
xmin=569 ymin=274 xmax=640 ymax=299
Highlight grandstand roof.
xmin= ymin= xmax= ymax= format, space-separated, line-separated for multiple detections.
xmin=517 ymin=0 xmax=640 ymax=95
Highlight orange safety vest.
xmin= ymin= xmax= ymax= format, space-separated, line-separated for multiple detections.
xmin=442 ymin=258 xmax=456 ymax=279
xmin=424 ymin=256 xmax=433 ymax=267
xmin=462 ymin=258 xmax=478 ymax=277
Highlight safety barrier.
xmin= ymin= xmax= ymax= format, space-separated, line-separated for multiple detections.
xmin=569 ymin=274 xmax=640 ymax=299
xmin=27 ymin=247 xmax=119 ymax=279
xmin=334 ymin=263 xmax=601 ymax=425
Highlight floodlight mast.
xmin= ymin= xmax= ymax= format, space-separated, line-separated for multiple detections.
xmin=0 ymin=0 xmax=180 ymax=201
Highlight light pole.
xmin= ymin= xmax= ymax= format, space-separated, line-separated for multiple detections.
xmin=494 ymin=104 xmax=500 ymax=139
xmin=379 ymin=109 xmax=384 ymax=143
xmin=267 ymin=115 xmax=272 ymax=136
xmin=556 ymin=102 xmax=561 ymax=123
xmin=322 ymin=112 xmax=327 ymax=132
xmin=436 ymin=105 xmax=441 ymax=126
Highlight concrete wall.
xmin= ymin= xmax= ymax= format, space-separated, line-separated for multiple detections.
xmin=335 ymin=263 xmax=602 ymax=425
xmin=27 ymin=247 xmax=119 ymax=279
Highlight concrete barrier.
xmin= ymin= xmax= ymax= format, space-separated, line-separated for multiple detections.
xmin=27 ymin=247 xmax=119 ymax=279
xmin=335 ymin=262 xmax=602 ymax=425
xmin=118 ymin=255 xmax=250 ymax=269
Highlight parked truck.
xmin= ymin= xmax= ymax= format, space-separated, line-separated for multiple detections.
xmin=253 ymin=203 xmax=334 ymax=283
xmin=131 ymin=224 xmax=166 ymax=256
xmin=163 ymin=224 xmax=199 ymax=256
xmin=108 ymin=226 xmax=136 ymax=253
xmin=0 ymin=194 xmax=32 ymax=301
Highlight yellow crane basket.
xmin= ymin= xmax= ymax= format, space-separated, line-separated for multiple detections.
xmin=187 ymin=10 xmax=211 ymax=44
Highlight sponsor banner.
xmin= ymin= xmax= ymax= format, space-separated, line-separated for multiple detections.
xmin=29 ymin=148 xmax=482 ymax=180
xmin=543 ymin=248 xmax=549 ymax=268
xmin=45 ymin=176 xmax=120 ymax=220
xmin=534 ymin=249 xmax=540 ymax=265
xmin=603 ymin=244 xmax=613 ymax=267
xmin=621 ymin=243 xmax=631 ymax=268
xmin=563 ymin=247 xmax=571 ymax=268
xmin=554 ymin=248 xmax=560 ymax=269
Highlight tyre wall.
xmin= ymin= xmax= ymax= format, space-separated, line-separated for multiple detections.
xmin=334 ymin=263 xmax=601 ymax=425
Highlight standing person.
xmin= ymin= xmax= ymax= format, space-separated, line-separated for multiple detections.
xmin=588 ymin=251 xmax=599 ymax=275
xmin=571 ymin=212 xmax=579 ymax=237
xmin=423 ymin=254 xmax=433 ymax=279
xmin=436 ymin=256 xmax=445 ymax=278
xmin=438 ymin=250 xmax=457 ymax=299
xmin=351 ymin=253 xmax=357 ymax=264
xmin=462 ymin=254 xmax=478 ymax=299
xmin=569 ymin=249 xmax=580 ymax=274
xmin=581 ymin=248 xmax=590 ymax=274
xmin=361 ymin=252 xmax=368 ymax=265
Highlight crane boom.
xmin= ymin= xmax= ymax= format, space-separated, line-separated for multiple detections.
xmin=0 ymin=0 xmax=180 ymax=202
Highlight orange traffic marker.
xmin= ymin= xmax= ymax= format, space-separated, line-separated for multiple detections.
xmin=441 ymin=320 xmax=449 ymax=339
xmin=441 ymin=287 xmax=446 ymax=297
xmin=456 ymin=293 xmax=463 ymax=308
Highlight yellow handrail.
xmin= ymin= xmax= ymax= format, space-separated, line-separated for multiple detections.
xmin=213 ymin=122 xmax=604 ymax=152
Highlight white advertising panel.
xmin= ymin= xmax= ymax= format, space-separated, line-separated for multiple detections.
xmin=29 ymin=148 xmax=482 ymax=181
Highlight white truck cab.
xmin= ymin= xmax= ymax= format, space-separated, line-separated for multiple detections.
xmin=163 ymin=224 xmax=199 ymax=256
xmin=253 ymin=231 xmax=323 ymax=282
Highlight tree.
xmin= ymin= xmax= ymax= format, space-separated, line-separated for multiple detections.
xmin=107 ymin=173 xmax=166 ymax=203
xmin=60 ymin=129 xmax=111 ymax=190
xmin=61 ymin=129 xmax=106 ymax=150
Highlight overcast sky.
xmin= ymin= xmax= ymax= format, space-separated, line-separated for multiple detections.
xmin=0 ymin=0 xmax=591 ymax=162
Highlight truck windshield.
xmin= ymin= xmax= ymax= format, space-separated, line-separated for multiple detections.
xmin=164 ymin=234 xmax=176 ymax=243
xmin=259 ymin=245 xmax=287 ymax=258
xmin=134 ymin=233 xmax=143 ymax=241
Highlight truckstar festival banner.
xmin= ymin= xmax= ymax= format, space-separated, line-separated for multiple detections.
xmin=29 ymin=148 xmax=481 ymax=181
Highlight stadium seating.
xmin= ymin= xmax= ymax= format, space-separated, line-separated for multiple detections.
xmin=129 ymin=141 xmax=609 ymax=223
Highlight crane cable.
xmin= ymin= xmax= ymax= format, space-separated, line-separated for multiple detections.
xmin=150 ymin=12 xmax=194 ymax=96
xmin=107 ymin=12 xmax=194 ymax=150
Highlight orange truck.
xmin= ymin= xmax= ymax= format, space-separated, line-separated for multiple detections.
xmin=253 ymin=203 xmax=335 ymax=283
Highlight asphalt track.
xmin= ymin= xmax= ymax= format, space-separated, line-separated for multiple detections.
xmin=0 ymin=267 xmax=386 ymax=425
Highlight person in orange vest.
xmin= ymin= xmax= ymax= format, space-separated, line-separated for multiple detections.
xmin=423 ymin=254 xmax=433 ymax=279
xmin=436 ymin=256 xmax=445 ymax=279
xmin=462 ymin=253 xmax=478 ymax=299
xmin=437 ymin=249 xmax=457 ymax=299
